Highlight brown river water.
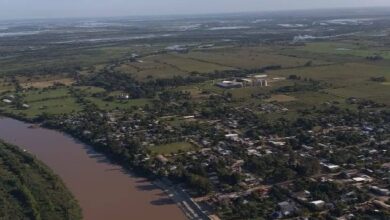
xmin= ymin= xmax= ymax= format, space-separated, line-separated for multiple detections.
xmin=0 ymin=117 xmax=186 ymax=220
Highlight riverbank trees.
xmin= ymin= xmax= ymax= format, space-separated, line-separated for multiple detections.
xmin=0 ymin=141 xmax=82 ymax=220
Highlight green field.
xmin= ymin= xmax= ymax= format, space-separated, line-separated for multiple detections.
xmin=0 ymin=44 xmax=157 ymax=76
xmin=270 ymin=63 xmax=390 ymax=86
xmin=298 ymin=42 xmax=390 ymax=59
xmin=267 ymin=62 xmax=390 ymax=105
xmin=180 ymin=48 xmax=326 ymax=69
xmin=0 ymin=88 xmax=82 ymax=118
xmin=118 ymin=59 xmax=187 ymax=80
xmin=148 ymin=142 xmax=196 ymax=155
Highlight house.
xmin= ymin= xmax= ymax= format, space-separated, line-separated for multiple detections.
xmin=216 ymin=81 xmax=243 ymax=88
xmin=241 ymin=78 xmax=254 ymax=87
xmin=277 ymin=200 xmax=298 ymax=216
xmin=370 ymin=186 xmax=390 ymax=196
xmin=253 ymin=74 xmax=268 ymax=79
xmin=2 ymin=99 xmax=12 ymax=104
xmin=321 ymin=163 xmax=341 ymax=172
xmin=310 ymin=200 xmax=325 ymax=210
xmin=225 ymin=133 xmax=239 ymax=141
xmin=293 ymin=190 xmax=312 ymax=202
xmin=269 ymin=141 xmax=286 ymax=147
xmin=352 ymin=175 xmax=373 ymax=183
xmin=118 ymin=93 xmax=130 ymax=100
xmin=247 ymin=149 xmax=261 ymax=157
xmin=252 ymin=75 xmax=269 ymax=87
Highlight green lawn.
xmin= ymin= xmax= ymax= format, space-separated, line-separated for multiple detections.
xmin=148 ymin=142 xmax=196 ymax=155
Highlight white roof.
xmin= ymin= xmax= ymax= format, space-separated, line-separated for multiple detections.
xmin=325 ymin=164 xmax=340 ymax=169
xmin=225 ymin=134 xmax=238 ymax=137
xmin=310 ymin=200 xmax=325 ymax=205
xmin=352 ymin=175 xmax=372 ymax=182
xmin=254 ymin=74 xmax=268 ymax=78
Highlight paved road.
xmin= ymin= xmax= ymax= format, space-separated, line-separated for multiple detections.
xmin=154 ymin=179 xmax=210 ymax=220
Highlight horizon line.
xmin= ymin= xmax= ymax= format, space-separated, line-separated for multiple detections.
xmin=1 ymin=5 xmax=390 ymax=22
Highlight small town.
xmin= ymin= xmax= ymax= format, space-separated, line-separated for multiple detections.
xmin=24 ymin=79 xmax=387 ymax=219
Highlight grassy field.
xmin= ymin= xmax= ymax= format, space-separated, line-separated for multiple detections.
xmin=0 ymin=88 xmax=82 ymax=118
xmin=0 ymin=85 xmax=154 ymax=118
xmin=153 ymin=54 xmax=233 ymax=73
xmin=0 ymin=44 xmax=156 ymax=76
xmin=266 ymin=94 xmax=297 ymax=102
xmin=148 ymin=142 xmax=196 ymax=155
xmin=180 ymin=47 xmax=329 ymax=69
xmin=270 ymin=63 xmax=390 ymax=86
xmin=298 ymin=42 xmax=390 ymax=59
xmin=2 ymin=98 xmax=82 ymax=119
xmin=22 ymin=88 xmax=71 ymax=102
xmin=282 ymin=91 xmax=344 ymax=110
xmin=118 ymin=52 xmax=234 ymax=80
xmin=0 ymin=79 xmax=14 ymax=93
xmin=117 ymin=59 xmax=186 ymax=80
xmin=326 ymin=83 xmax=390 ymax=105
xmin=73 ymin=86 xmax=152 ymax=110
xmin=74 ymin=86 xmax=106 ymax=95
xmin=0 ymin=141 xmax=81 ymax=220
xmin=20 ymin=78 xmax=74 ymax=89
xmin=267 ymin=62 xmax=390 ymax=105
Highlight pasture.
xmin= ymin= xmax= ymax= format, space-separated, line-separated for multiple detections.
xmin=148 ymin=142 xmax=196 ymax=155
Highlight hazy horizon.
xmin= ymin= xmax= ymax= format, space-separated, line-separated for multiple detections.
xmin=1 ymin=0 xmax=390 ymax=20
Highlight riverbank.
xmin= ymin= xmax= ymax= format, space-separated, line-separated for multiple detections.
xmin=0 ymin=117 xmax=187 ymax=220
xmin=0 ymin=140 xmax=82 ymax=220
xmin=0 ymin=111 xmax=210 ymax=220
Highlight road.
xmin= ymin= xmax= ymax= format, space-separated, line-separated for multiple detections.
xmin=154 ymin=178 xmax=210 ymax=220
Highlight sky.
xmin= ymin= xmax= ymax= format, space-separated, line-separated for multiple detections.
xmin=1 ymin=0 xmax=390 ymax=20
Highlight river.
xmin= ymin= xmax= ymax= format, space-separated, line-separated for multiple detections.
xmin=0 ymin=117 xmax=186 ymax=220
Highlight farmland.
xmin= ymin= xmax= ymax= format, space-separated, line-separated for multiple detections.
xmin=298 ymin=42 xmax=390 ymax=59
